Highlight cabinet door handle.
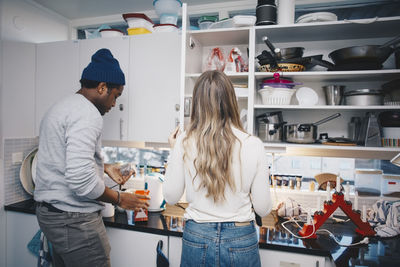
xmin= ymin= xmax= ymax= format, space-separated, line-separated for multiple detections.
xmin=315 ymin=260 xmax=319 ymax=267
xmin=120 ymin=118 xmax=124 ymax=140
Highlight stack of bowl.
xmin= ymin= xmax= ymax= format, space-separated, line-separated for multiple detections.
xmin=258 ymin=73 xmax=300 ymax=105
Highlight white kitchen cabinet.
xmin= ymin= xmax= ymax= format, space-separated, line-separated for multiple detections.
xmin=180 ymin=6 xmax=400 ymax=160
xmin=259 ymin=249 xmax=327 ymax=267
xmin=35 ymin=40 xmax=80 ymax=135
xmin=128 ymin=32 xmax=181 ymax=144
xmin=79 ymin=37 xmax=130 ymax=141
xmin=5 ymin=211 xmax=40 ymax=267
xmin=106 ymin=227 xmax=168 ymax=267
xmin=1 ymin=41 xmax=36 ymax=138
xmin=168 ymin=235 xmax=182 ymax=267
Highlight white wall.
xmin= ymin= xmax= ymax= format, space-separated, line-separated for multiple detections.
xmin=1 ymin=0 xmax=70 ymax=43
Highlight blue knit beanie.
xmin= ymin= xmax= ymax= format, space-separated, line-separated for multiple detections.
xmin=81 ymin=48 xmax=125 ymax=85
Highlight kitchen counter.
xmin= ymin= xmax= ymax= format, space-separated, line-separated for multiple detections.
xmin=5 ymin=199 xmax=400 ymax=267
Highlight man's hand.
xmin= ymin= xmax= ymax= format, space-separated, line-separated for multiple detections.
xmin=119 ymin=192 xmax=150 ymax=212
xmin=104 ymin=163 xmax=135 ymax=185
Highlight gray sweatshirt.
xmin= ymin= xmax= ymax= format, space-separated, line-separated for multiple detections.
xmin=34 ymin=93 xmax=105 ymax=212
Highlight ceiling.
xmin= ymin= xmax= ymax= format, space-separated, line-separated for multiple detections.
xmin=32 ymin=0 xmax=231 ymax=20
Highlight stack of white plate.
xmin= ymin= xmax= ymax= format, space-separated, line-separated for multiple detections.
xmin=296 ymin=12 xmax=338 ymax=24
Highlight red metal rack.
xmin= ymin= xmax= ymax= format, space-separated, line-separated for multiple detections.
xmin=298 ymin=191 xmax=376 ymax=239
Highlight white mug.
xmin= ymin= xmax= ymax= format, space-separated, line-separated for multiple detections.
xmin=277 ymin=0 xmax=295 ymax=25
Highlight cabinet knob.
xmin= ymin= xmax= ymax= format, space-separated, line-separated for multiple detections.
xmin=119 ymin=104 xmax=124 ymax=111
xmin=175 ymin=104 xmax=180 ymax=111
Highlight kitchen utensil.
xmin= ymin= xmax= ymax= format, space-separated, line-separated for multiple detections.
xmin=255 ymin=111 xmax=286 ymax=142
xmin=277 ymin=0 xmax=295 ymax=25
xmin=262 ymin=36 xmax=304 ymax=60
xmin=153 ymin=0 xmax=182 ymax=25
xmin=256 ymin=0 xmax=277 ymax=26
xmin=296 ymin=87 xmax=318 ymax=105
xmin=357 ymin=112 xmax=382 ymax=147
xmin=145 ymin=173 xmax=166 ymax=212
xmin=284 ymin=113 xmax=341 ymax=143
xmin=260 ymin=73 xmax=301 ymax=88
xmin=99 ymin=29 xmax=124 ymax=38
xmin=296 ymin=12 xmax=338 ymax=24
xmin=259 ymin=63 xmax=305 ymax=72
xmin=153 ymin=23 xmax=178 ymax=32
xmin=378 ymin=111 xmax=400 ymax=127
xmin=328 ymin=34 xmax=400 ymax=69
xmin=348 ymin=116 xmax=362 ymax=142
xmin=123 ymin=13 xmax=154 ymax=31
xmin=323 ymin=85 xmax=345 ymax=105
xmin=258 ymin=87 xmax=295 ymax=105
xmin=382 ymin=79 xmax=400 ymax=101
xmin=344 ymin=89 xmax=384 ymax=106
xmin=19 ymin=147 xmax=38 ymax=195
xmin=315 ymin=173 xmax=343 ymax=191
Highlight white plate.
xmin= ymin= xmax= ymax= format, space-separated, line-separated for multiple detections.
xmin=31 ymin=152 xmax=38 ymax=184
xmin=296 ymin=12 xmax=338 ymax=24
xmin=148 ymin=207 xmax=166 ymax=212
xmin=296 ymin=87 xmax=318 ymax=106
xmin=19 ymin=147 xmax=38 ymax=195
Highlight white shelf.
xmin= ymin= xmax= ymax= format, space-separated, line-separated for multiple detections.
xmin=254 ymin=105 xmax=400 ymax=110
xmin=263 ymin=142 xmax=400 ymax=160
xmin=189 ymin=28 xmax=250 ymax=46
xmin=254 ymin=16 xmax=400 ymax=43
xmin=254 ymin=69 xmax=400 ymax=82
xmin=186 ymin=72 xmax=249 ymax=78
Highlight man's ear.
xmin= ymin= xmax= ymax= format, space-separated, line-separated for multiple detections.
xmin=97 ymin=82 xmax=107 ymax=95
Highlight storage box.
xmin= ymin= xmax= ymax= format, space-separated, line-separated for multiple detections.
xmin=381 ymin=174 xmax=400 ymax=197
xmin=354 ymin=169 xmax=382 ymax=196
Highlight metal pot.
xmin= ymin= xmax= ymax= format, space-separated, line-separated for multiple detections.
xmin=284 ymin=113 xmax=341 ymax=143
xmin=256 ymin=111 xmax=286 ymax=142
xmin=344 ymin=89 xmax=384 ymax=106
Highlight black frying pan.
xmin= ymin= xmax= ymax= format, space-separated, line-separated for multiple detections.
xmin=329 ymin=34 xmax=400 ymax=68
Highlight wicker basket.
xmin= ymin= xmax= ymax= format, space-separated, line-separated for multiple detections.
xmin=258 ymin=87 xmax=295 ymax=105
xmin=258 ymin=63 xmax=305 ymax=72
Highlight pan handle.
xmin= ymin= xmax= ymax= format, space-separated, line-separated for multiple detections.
xmin=309 ymin=57 xmax=335 ymax=70
xmin=313 ymin=113 xmax=341 ymax=126
xmin=379 ymin=34 xmax=400 ymax=49
xmin=262 ymin=36 xmax=281 ymax=60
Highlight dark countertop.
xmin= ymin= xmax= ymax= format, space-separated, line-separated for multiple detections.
xmin=5 ymin=199 xmax=400 ymax=267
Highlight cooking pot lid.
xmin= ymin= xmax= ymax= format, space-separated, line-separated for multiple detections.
xmin=344 ymin=89 xmax=383 ymax=96
xmin=262 ymin=73 xmax=293 ymax=84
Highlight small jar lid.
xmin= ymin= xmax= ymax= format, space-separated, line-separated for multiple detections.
xmin=122 ymin=13 xmax=154 ymax=24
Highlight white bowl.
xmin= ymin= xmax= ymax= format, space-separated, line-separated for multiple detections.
xmin=99 ymin=29 xmax=124 ymax=38
xmin=259 ymin=88 xmax=295 ymax=105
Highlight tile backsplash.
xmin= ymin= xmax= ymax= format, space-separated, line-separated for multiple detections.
xmin=3 ymin=137 xmax=38 ymax=205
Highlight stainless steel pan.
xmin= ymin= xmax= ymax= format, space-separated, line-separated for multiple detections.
xmin=284 ymin=113 xmax=341 ymax=143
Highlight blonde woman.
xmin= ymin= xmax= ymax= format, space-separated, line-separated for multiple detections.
xmin=164 ymin=70 xmax=272 ymax=267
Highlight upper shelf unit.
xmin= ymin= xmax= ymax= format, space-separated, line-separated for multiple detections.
xmin=254 ymin=16 xmax=400 ymax=43
xmin=188 ymin=28 xmax=250 ymax=46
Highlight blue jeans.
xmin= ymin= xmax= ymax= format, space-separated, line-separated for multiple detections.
xmin=181 ymin=220 xmax=261 ymax=267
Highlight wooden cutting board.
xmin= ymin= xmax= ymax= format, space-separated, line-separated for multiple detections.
xmin=322 ymin=141 xmax=357 ymax=146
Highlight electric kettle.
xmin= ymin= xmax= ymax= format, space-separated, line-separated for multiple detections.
xmin=145 ymin=173 xmax=166 ymax=212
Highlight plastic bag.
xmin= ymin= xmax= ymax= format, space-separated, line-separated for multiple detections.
xmin=204 ymin=47 xmax=225 ymax=71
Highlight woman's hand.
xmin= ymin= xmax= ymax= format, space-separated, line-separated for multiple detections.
xmin=119 ymin=192 xmax=150 ymax=212
xmin=168 ymin=126 xmax=181 ymax=148
xmin=104 ymin=163 xmax=135 ymax=185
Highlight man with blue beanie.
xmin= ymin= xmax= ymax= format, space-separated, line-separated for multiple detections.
xmin=34 ymin=48 xmax=149 ymax=267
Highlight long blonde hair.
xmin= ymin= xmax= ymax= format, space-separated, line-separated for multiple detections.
xmin=183 ymin=70 xmax=245 ymax=202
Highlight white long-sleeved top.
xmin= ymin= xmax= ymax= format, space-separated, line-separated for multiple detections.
xmin=34 ymin=94 xmax=105 ymax=212
xmin=163 ymin=127 xmax=272 ymax=223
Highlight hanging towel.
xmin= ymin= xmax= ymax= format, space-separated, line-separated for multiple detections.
xmin=27 ymin=230 xmax=52 ymax=267
xmin=156 ymin=240 xmax=169 ymax=267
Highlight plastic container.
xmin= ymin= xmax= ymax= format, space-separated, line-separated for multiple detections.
xmin=198 ymin=16 xmax=217 ymax=30
xmin=99 ymin=29 xmax=124 ymax=38
xmin=258 ymin=87 xmax=295 ymax=105
xmin=153 ymin=23 xmax=178 ymax=32
xmin=153 ymin=0 xmax=182 ymax=25
xmin=354 ymin=169 xmax=382 ymax=196
xmin=123 ymin=13 xmax=154 ymax=32
xmin=127 ymin=27 xmax=152 ymax=35
xmin=381 ymin=174 xmax=400 ymax=197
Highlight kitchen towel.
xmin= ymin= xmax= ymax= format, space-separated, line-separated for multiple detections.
xmin=27 ymin=230 xmax=52 ymax=267
xmin=156 ymin=240 xmax=169 ymax=267
xmin=367 ymin=200 xmax=400 ymax=237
